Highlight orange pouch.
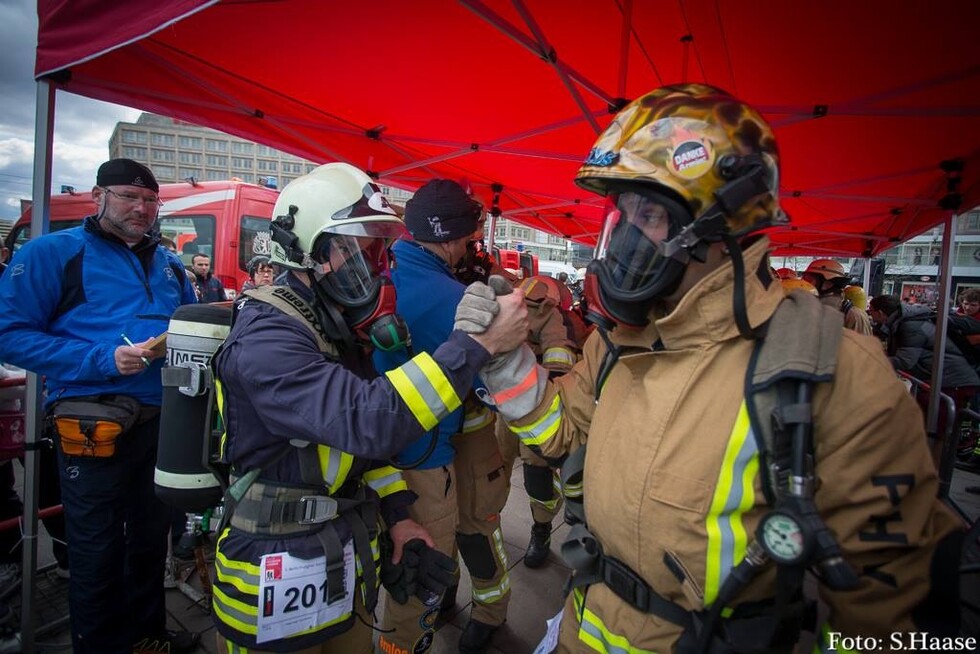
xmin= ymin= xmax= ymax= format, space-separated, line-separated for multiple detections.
xmin=49 ymin=395 xmax=141 ymax=458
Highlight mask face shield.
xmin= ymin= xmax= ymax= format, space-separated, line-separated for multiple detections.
xmin=312 ymin=234 xmax=391 ymax=308
xmin=586 ymin=191 xmax=691 ymax=328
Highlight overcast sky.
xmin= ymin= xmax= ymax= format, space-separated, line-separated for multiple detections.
xmin=0 ymin=0 xmax=141 ymax=222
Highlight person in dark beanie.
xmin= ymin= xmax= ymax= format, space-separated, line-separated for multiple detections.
xmin=0 ymin=159 xmax=200 ymax=653
xmin=374 ymin=179 xmax=513 ymax=654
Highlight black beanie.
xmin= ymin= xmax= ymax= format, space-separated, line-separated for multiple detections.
xmin=97 ymin=158 xmax=159 ymax=193
xmin=404 ymin=179 xmax=483 ymax=243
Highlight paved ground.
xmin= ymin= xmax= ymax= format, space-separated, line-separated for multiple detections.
xmin=8 ymin=458 xmax=980 ymax=654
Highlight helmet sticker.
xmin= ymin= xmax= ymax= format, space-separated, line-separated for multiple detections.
xmin=583 ymin=148 xmax=620 ymax=167
xmin=252 ymin=231 xmax=272 ymax=255
xmin=668 ymin=135 xmax=714 ymax=180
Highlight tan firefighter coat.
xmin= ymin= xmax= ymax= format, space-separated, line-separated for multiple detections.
xmin=506 ymin=238 xmax=963 ymax=652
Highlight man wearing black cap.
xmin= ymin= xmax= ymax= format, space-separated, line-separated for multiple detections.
xmin=0 ymin=159 xmax=200 ymax=653
xmin=374 ymin=179 xmax=512 ymax=654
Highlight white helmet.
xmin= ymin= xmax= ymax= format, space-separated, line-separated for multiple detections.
xmin=269 ymin=162 xmax=406 ymax=271
xmin=268 ymin=164 xmax=410 ymax=352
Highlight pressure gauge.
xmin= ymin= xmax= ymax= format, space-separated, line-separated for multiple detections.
xmin=757 ymin=511 xmax=808 ymax=565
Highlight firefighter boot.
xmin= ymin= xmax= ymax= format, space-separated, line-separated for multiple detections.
xmin=459 ymin=619 xmax=501 ymax=654
xmin=523 ymin=521 xmax=552 ymax=569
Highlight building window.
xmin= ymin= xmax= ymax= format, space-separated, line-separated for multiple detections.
xmin=206 ymin=170 xmax=225 ymax=181
xmin=257 ymin=160 xmax=278 ymax=172
xmin=232 ymin=157 xmax=253 ymax=170
xmin=305 ymin=165 xmax=316 ymax=173
xmin=206 ymin=155 xmax=228 ymax=167
xmin=239 ymin=173 xmax=254 ymax=183
xmin=179 ymin=168 xmax=202 ymax=180
xmin=232 ymin=142 xmax=255 ymax=154
xmin=179 ymin=152 xmax=203 ymax=164
xmin=151 ymin=149 xmax=175 ymax=162
xmin=122 ymin=130 xmax=146 ymax=144
xmin=178 ymin=136 xmax=202 ymax=149
xmin=512 ymin=227 xmax=531 ymax=240
xmin=152 ymin=165 xmax=175 ymax=179
xmin=122 ymin=146 xmax=147 ymax=159
xmin=206 ymin=139 xmax=228 ymax=152
xmin=961 ymin=211 xmax=980 ymax=234
xmin=257 ymin=145 xmax=274 ymax=156
xmin=151 ymin=132 xmax=175 ymax=146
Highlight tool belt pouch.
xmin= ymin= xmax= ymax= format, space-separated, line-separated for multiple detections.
xmin=49 ymin=395 xmax=141 ymax=458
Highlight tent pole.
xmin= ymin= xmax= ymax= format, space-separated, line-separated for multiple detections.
xmin=926 ymin=211 xmax=955 ymax=496
xmin=862 ymin=255 xmax=872 ymax=291
xmin=21 ymin=79 xmax=55 ymax=654
xmin=617 ymin=0 xmax=632 ymax=99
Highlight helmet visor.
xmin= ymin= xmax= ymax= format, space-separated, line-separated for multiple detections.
xmin=596 ymin=192 xmax=678 ymax=298
xmin=314 ymin=234 xmax=391 ymax=306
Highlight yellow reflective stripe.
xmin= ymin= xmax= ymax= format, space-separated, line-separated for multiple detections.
xmin=213 ymin=585 xmax=258 ymax=636
xmin=215 ymin=530 xmax=261 ymax=595
xmin=815 ymin=624 xmax=859 ymax=653
xmin=564 ymin=479 xmax=583 ymax=499
xmin=215 ymin=378 xmax=228 ymax=461
xmin=317 ymin=446 xmax=354 ymax=494
xmin=529 ymin=477 xmax=561 ymax=511
xmin=473 ymin=528 xmax=511 ymax=604
xmin=704 ymin=401 xmax=759 ymax=607
xmin=385 ymin=352 xmax=462 ymax=430
xmin=543 ymin=347 xmax=575 ymax=367
xmin=462 ymin=405 xmax=494 ymax=433
xmin=573 ymin=587 xmax=655 ymax=654
xmin=510 ymin=393 xmax=562 ymax=446
xmin=219 ymin=638 xmax=247 ymax=654
xmin=362 ymin=466 xmax=408 ymax=498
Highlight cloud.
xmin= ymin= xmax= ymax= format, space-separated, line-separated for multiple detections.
xmin=0 ymin=0 xmax=140 ymax=221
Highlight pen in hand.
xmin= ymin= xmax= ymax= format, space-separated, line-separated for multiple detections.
xmin=121 ymin=333 xmax=152 ymax=367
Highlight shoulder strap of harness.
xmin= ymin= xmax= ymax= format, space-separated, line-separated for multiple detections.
xmin=745 ymin=292 xmax=842 ymax=504
xmin=242 ymin=285 xmax=340 ymax=359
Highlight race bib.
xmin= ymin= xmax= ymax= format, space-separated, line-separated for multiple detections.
xmin=256 ymin=542 xmax=355 ymax=644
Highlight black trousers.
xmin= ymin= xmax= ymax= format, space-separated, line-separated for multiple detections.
xmin=56 ymin=415 xmax=169 ymax=654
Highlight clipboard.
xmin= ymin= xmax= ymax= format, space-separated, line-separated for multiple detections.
xmin=146 ymin=333 xmax=168 ymax=355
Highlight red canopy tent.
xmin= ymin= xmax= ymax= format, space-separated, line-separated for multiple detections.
xmin=34 ymin=0 xmax=980 ymax=254
xmin=17 ymin=1 xmax=980 ymax=649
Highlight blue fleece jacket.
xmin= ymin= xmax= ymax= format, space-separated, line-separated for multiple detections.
xmin=374 ymin=239 xmax=466 ymax=468
xmin=0 ymin=216 xmax=198 ymax=407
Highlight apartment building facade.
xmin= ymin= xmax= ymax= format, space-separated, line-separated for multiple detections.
xmin=110 ymin=113 xmax=578 ymax=263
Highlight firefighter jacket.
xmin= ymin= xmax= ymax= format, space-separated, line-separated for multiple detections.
xmin=519 ymin=276 xmax=577 ymax=373
xmin=0 ymin=216 xmax=197 ymax=407
xmin=527 ymin=303 xmax=577 ymax=373
xmin=497 ymin=238 xmax=964 ymax=652
xmin=212 ymin=274 xmax=490 ymax=650
xmin=820 ymin=293 xmax=874 ymax=337
xmin=374 ymin=238 xmax=466 ymax=468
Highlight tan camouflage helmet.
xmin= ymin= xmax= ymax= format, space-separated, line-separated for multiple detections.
xmin=576 ymin=83 xmax=785 ymax=236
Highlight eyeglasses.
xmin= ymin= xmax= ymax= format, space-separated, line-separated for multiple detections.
xmin=102 ymin=187 xmax=163 ymax=208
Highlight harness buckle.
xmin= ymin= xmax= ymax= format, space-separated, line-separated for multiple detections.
xmin=601 ymin=555 xmax=649 ymax=612
xmin=298 ymin=495 xmax=338 ymax=525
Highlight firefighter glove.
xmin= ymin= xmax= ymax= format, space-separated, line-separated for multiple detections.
xmin=454 ymin=282 xmax=499 ymax=334
xmin=401 ymin=539 xmax=458 ymax=606
xmin=379 ymin=531 xmax=411 ymax=604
